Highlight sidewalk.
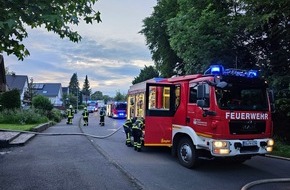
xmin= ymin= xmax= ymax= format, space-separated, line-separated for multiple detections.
xmin=0 ymin=122 xmax=53 ymax=148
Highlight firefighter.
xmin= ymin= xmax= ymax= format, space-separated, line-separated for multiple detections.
xmin=66 ymin=105 xmax=74 ymax=124
xmin=99 ymin=107 xmax=105 ymax=126
xmin=132 ymin=117 xmax=144 ymax=152
xmin=82 ymin=107 xmax=89 ymax=126
xmin=123 ymin=117 xmax=136 ymax=147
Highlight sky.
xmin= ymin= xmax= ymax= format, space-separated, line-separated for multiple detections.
xmin=3 ymin=0 xmax=157 ymax=97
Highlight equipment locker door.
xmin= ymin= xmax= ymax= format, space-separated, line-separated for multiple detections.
xmin=144 ymin=82 xmax=175 ymax=146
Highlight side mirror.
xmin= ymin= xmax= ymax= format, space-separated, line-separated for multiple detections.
xmin=197 ymin=100 xmax=205 ymax=108
xmin=268 ymin=90 xmax=275 ymax=113
xmin=197 ymin=85 xmax=205 ymax=99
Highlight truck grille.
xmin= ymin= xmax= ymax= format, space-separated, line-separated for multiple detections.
xmin=229 ymin=120 xmax=266 ymax=135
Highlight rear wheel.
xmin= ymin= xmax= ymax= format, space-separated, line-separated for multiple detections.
xmin=177 ymin=137 xmax=199 ymax=168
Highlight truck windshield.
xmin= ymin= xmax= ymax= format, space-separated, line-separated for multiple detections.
xmin=116 ymin=103 xmax=127 ymax=110
xmin=215 ymin=84 xmax=269 ymax=111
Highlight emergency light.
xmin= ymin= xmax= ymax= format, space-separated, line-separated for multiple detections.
xmin=204 ymin=65 xmax=259 ymax=78
xmin=204 ymin=65 xmax=224 ymax=75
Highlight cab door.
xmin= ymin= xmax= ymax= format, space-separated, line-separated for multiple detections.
xmin=144 ymin=82 xmax=175 ymax=146
xmin=187 ymin=82 xmax=212 ymax=136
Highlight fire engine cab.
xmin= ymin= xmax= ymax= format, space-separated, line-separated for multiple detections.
xmin=127 ymin=65 xmax=274 ymax=168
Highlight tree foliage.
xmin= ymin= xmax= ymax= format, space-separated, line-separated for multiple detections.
xmin=0 ymin=0 xmax=101 ymax=60
xmin=69 ymin=73 xmax=79 ymax=97
xmin=142 ymin=0 xmax=289 ymax=75
xmin=68 ymin=73 xmax=80 ymax=107
xmin=132 ymin=65 xmax=160 ymax=84
xmin=140 ymin=0 xmax=184 ymax=77
xmin=91 ymin=91 xmax=103 ymax=100
xmin=82 ymin=75 xmax=91 ymax=102
xmin=23 ymin=77 xmax=37 ymax=105
xmin=141 ymin=0 xmax=290 ymax=140
xmin=114 ymin=90 xmax=126 ymax=102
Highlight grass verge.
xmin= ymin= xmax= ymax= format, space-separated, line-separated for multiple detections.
xmin=0 ymin=124 xmax=38 ymax=131
xmin=270 ymin=139 xmax=290 ymax=158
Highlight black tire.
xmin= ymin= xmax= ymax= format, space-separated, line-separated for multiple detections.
xmin=177 ymin=137 xmax=199 ymax=169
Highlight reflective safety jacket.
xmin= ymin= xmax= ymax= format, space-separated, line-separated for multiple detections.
xmin=82 ymin=110 xmax=89 ymax=118
xmin=132 ymin=119 xmax=144 ymax=130
xmin=67 ymin=108 xmax=74 ymax=118
xmin=123 ymin=119 xmax=133 ymax=129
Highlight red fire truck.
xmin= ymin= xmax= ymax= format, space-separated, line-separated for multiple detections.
xmin=106 ymin=101 xmax=127 ymax=119
xmin=127 ymin=65 xmax=275 ymax=168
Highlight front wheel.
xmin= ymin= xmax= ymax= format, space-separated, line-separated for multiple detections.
xmin=177 ymin=137 xmax=199 ymax=169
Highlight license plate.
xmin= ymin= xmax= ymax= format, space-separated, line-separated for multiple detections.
xmin=119 ymin=113 xmax=124 ymax=116
xmin=243 ymin=140 xmax=257 ymax=146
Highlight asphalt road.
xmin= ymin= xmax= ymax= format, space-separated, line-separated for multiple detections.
xmin=1 ymin=112 xmax=290 ymax=190
xmin=0 ymin=113 xmax=139 ymax=190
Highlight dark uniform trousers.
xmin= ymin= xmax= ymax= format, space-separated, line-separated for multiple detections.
xmin=99 ymin=110 xmax=105 ymax=126
xmin=123 ymin=119 xmax=133 ymax=146
xmin=82 ymin=111 xmax=89 ymax=126
xmin=132 ymin=119 xmax=143 ymax=152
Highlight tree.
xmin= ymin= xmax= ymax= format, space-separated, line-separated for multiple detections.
xmin=166 ymin=0 xmax=246 ymax=73
xmin=23 ymin=77 xmax=37 ymax=105
xmin=241 ymin=0 xmax=290 ymax=75
xmin=82 ymin=75 xmax=91 ymax=103
xmin=68 ymin=73 xmax=80 ymax=107
xmin=69 ymin=73 xmax=79 ymax=97
xmin=132 ymin=65 xmax=160 ymax=84
xmin=102 ymin=95 xmax=111 ymax=104
xmin=114 ymin=90 xmax=126 ymax=102
xmin=140 ymin=0 xmax=184 ymax=77
xmin=0 ymin=0 xmax=101 ymax=60
xmin=91 ymin=91 xmax=103 ymax=100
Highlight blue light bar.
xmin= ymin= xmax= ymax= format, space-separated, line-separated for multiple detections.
xmin=247 ymin=70 xmax=258 ymax=78
xmin=223 ymin=69 xmax=259 ymax=78
xmin=204 ymin=65 xmax=259 ymax=78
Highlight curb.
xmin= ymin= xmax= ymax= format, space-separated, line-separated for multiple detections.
xmin=31 ymin=122 xmax=53 ymax=132
xmin=265 ymin=154 xmax=290 ymax=161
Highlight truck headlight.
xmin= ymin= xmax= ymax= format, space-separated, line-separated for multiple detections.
xmin=212 ymin=140 xmax=230 ymax=155
xmin=266 ymin=139 xmax=274 ymax=152
xmin=213 ymin=140 xmax=228 ymax=148
xmin=267 ymin=139 xmax=274 ymax=146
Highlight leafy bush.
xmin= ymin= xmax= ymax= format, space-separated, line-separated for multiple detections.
xmin=0 ymin=108 xmax=48 ymax=124
xmin=32 ymin=95 xmax=53 ymax=111
xmin=78 ymin=104 xmax=85 ymax=110
xmin=0 ymin=89 xmax=21 ymax=109
xmin=47 ymin=108 xmax=63 ymax=123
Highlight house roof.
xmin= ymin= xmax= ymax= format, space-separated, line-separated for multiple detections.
xmin=6 ymin=75 xmax=28 ymax=91
xmin=33 ymin=83 xmax=62 ymax=97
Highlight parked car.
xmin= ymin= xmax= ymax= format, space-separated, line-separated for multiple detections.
xmin=87 ymin=105 xmax=95 ymax=113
